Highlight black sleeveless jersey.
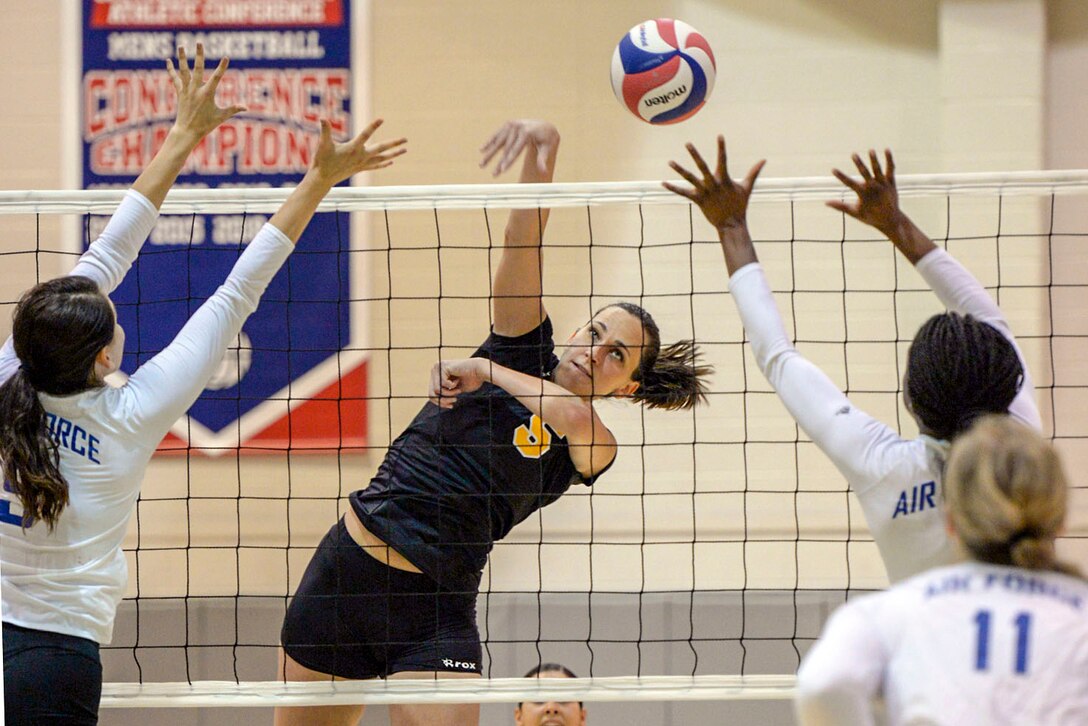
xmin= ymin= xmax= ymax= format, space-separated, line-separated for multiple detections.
xmin=350 ymin=318 xmax=610 ymax=595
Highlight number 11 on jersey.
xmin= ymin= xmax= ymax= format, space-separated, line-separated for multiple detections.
xmin=974 ymin=609 xmax=1032 ymax=675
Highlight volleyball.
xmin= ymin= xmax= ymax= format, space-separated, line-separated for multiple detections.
xmin=611 ymin=18 xmax=716 ymax=125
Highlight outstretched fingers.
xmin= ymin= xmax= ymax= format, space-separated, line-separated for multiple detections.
xmin=208 ymin=56 xmax=230 ymax=90
xmin=176 ymin=46 xmax=191 ymax=84
xmin=193 ymin=42 xmax=206 ymax=84
xmin=825 ymin=199 xmax=859 ymax=218
xmin=741 ymin=159 xmax=766 ymax=194
xmin=831 ymin=167 xmax=863 ymax=194
xmin=686 ymin=142 xmax=715 ymax=184
xmin=661 ymin=179 xmax=699 ymax=202
xmin=165 ymin=58 xmax=181 ymax=92
xmin=851 ymin=153 xmax=872 ymax=181
xmin=868 ymin=149 xmax=885 ymax=181
xmin=498 ymin=130 xmax=528 ymax=175
xmin=667 ymin=159 xmax=703 ymax=189
xmin=353 ymin=117 xmax=385 ymax=146
xmin=715 ymin=135 xmax=728 ymax=182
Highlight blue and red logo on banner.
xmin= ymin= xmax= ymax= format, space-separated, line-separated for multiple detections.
xmin=81 ymin=0 xmax=366 ymax=454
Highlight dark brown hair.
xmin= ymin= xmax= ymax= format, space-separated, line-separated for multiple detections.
xmin=602 ymin=302 xmax=711 ymax=411
xmin=0 ymin=276 xmax=115 ymax=530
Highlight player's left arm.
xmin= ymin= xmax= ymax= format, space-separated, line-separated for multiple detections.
xmin=829 ymin=150 xmax=1040 ymax=430
xmin=795 ymin=603 xmax=885 ymax=726
xmin=72 ymin=44 xmax=244 ymax=294
xmin=123 ymin=118 xmax=405 ymax=440
xmin=429 ymin=357 xmax=617 ymax=477
xmin=479 ymin=119 xmax=560 ymax=338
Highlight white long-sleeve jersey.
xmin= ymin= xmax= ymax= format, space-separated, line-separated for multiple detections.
xmin=727 ymin=250 xmax=1040 ymax=583
xmin=0 ymin=189 xmax=294 ymax=644
xmin=795 ymin=562 xmax=1088 ymax=725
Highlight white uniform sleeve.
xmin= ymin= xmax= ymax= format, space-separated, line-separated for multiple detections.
xmin=728 ymin=263 xmax=904 ymax=486
xmin=0 ymin=190 xmax=159 ymax=389
xmin=120 ymin=223 xmax=294 ymax=442
xmin=913 ymin=248 xmax=1041 ymax=430
xmin=69 ymin=189 xmax=159 ymax=294
xmin=795 ymin=601 xmax=885 ymax=726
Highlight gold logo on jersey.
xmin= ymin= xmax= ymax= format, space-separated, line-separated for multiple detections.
xmin=513 ymin=414 xmax=556 ymax=459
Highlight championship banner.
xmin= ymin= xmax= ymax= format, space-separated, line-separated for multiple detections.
xmin=81 ymin=0 xmax=366 ymax=454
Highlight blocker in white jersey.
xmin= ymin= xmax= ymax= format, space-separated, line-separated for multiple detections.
xmin=796 ymin=416 xmax=1088 ymax=725
xmin=0 ymin=43 xmax=406 ymax=726
xmin=664 ymin=141 xmax=1039 ymax=583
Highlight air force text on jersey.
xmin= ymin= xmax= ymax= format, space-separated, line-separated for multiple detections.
xmin=924 ymin=569 xmax=1084 ymax=611
xmin=45 ymin=412 xmax=101 ymax=464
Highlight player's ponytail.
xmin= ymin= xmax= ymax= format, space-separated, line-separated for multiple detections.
xmin=905 ymin=312 xmax=1023 ymax=441
xmin=0 ymin=276 xmax=116 ymax=530
xmin=944 ymin=415 xmax=1081 ymax=578
xmin=603 ymin=302 xmax=711 ymax=411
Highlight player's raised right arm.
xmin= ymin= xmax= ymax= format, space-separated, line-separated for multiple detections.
xmin=71 ymin=43 xmax=244 ymax=295
xmin=479 ymin=119 xmax=560 ymax=337
xmin=830 ymin=150 xmax=1041 ymax=429
xmin=125 ymin=118 xmax=405 ymax=439
xmin=268 ymin=118 xmax=406 ymax=242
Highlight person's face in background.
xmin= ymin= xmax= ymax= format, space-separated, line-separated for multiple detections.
xmin=514 ymin=670 xmax=586 ymax=726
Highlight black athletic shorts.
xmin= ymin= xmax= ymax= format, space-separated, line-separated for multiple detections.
xmin=281 ymin=517 xmax=482 ymax=679
xmin=3 ymin=621 xmax=102 ymax=726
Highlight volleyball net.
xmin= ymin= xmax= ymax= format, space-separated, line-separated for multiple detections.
xmin=0 ymin=171 xmax=1086 ymax=710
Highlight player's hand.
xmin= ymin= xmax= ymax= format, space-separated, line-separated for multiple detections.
xmin=428 ymin=358 xmax=488 ymax=408
xmin=479 ymin=119 xmax=560 ymax=177
xmin=307 ymin=118 xmax=407 ymax=187
xmin=663 ymin=136 xmax=765 ymax=232
xmin=827 ymin=150 xmax=904 ymax=237
xmin=166 ymin=43 xmax=245 ymax=143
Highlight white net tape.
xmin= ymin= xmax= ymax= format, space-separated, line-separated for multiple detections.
xmin=101 ymin=675 xmax=797 ymax=708
xmin=1 ymin=169 xmax=1088 ymax=214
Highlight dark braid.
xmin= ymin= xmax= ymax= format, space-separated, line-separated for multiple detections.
xmin=0 ymin=276 xmax=115 ymax=530
xmin=602 ymin=302 xmax=712 ymax=411
xmin=905 ymin=312 xmax=1023 ymax=441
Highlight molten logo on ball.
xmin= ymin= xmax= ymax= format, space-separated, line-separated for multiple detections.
xmin=611 ymin=18 xmax=716 ymax=125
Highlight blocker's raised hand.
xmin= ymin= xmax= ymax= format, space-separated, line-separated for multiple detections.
xmin=479 ymin=119 xmax=560 ymax=177
xmin=827 ymin=149 xmax=903 ymax=237
xmin=308 ymin=118 xmax=408 ymax=187
xmin=663 ymin=135 xmax=765 ymax=232
xmin=165 ymin=43 xmax=245 ymax=143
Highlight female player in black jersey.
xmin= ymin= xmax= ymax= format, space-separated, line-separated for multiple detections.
xmin=277 ymin=119 xmax=710 ymax=726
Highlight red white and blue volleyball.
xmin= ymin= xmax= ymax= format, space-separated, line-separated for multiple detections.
xmin=611 ymin=19 xmax=716 ymax=125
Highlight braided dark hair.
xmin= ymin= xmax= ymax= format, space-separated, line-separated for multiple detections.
xmin=0 ymin=276 xmax=115 ymax=530
xmin=905 ymin=312 xmax=1023 ymax=441
xmin=601 ymin=302 xmax=712 ymax=411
